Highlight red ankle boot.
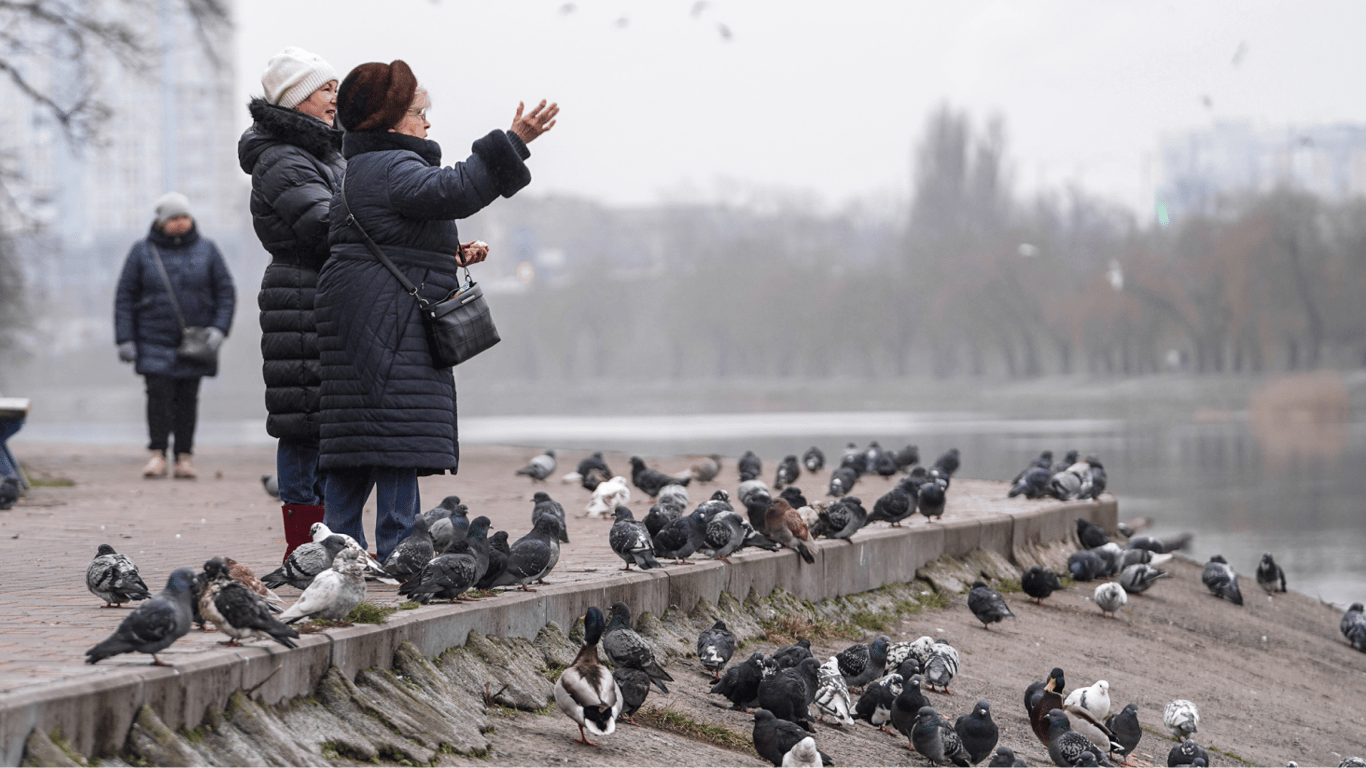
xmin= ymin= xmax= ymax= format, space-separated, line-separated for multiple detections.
xmin=281 ymin=504 xmax=326 ymax=563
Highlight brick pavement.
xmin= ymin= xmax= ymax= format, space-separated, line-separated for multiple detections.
xmin=0 ymin=440 xmax=1032 ymax=698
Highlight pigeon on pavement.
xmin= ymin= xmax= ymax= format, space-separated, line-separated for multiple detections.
xmin=223 ymin=557 xmax=284 ymax=608
xmin=1046 ymin=709 xmax=1114 ymax=767
xmin=515 ymin=449 xmax=556 ymax=481
xmin=968 ymin=580 xmax=1016 ymax=629
xmin=1119 ymin=562 xmax=1169 ymax=594
xmin=1094 ymin=582 xmax=1127 ymax=618
xmin=737 ymin=450 xmax=763 ymax=482
xmin=1256 ymin=552 xmax=1287 ymax=593
xmin=835 ymin=635 xmax=889 ymax=692
xmin=264 ymin=534 xmax=349 ymax=590
xmin=585 ymin=475 xmax=631 ymax=518
xmin=752 ymin=709 xmax=833 ymax=767
xmin=86 ymin=544 xmax=152 ymax=608
xmin=932 ymin=448 xmax=961 ymax=476
xmin=609 ymin=506 xmax=661 ymax=570
xmin=489 ymin=515 xmax=565 ymax=591
xmin=911 ymin=705 xmax=973 ymax=767
xmin=853 ymin=673 xmax=903 ymax=732
xmin=1342 ymin=603 xmax=1366 ymax=652
xmin=818 ymin=496 xmax=868 ymax=540
xmin=916 ymin=480 xmax=947 ymax=521
xmin=1167 ymin=739 xmax=1210 ymax=767
xmin=473 ymin=530 xmax=511 ymax=591
xmin=711 ymin=651 xmax=765 ymax=711
xmin=277 ymin=548 xmax=367 ymax=624
xmin=531 ymin=491 xmax=569 ymax=543
xmin=1022 ymin=566 xmax=1062 ymax=604
xmin=775 ymin=454 xmax=801 ymax=489
xmin=86 ymin=567 xmax=197 ymax=665
xmin=955 ymin=700 xmax=1000 ymax=766
xmin=198 ymin=557 xmax=298 ymax=647
xmin=812 ymin=656 xmax=855 ymax=726
xmin=689 ymin=454 xmax=722 ymax=483
xmin=1105 ymin=702 xmax=1142 ymax=762
xmin=576 ymin=452 xmax=613 ymax=490
xmin=629 ymin=456 xmax=691 ymax=497
xmin=310 ymin=521 xmax=396 ymax=584
xmin=802 ymin=446 xmax=825 ymax=474
xmin=1201 ymin=554 xmax=1244 ymax=605
xmin=603 ymin=601 xmax=673 ymax=693
xmin=1163 ymin=699 xmax=1200 ymax=740
xmin=652 ymin=507 xmax=706 ymax=563
xmin=765 ymin=497 xmax=816 ymax=564
xmin=697 ymin=619 xmax=737 ymax=680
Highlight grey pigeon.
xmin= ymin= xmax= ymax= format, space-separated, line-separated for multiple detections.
xmin=1342 ymin=603 xmax=1366 ymax=652
xmin=419 ymin=496 xmax=468 ymax=555
xmin=652 ymin=507 xmax=706 ymax=563
xmin=1120 ymin=562 xmax=1170 ymax=594
xmin=759 ymin=657 xmax=817 ymax=731
xmin=643 ymin=500 xmax=683 ymax=540
xmin=602 ymin=601 xmax=673 ymax=693
xmin=854 ymin=673 xmax=903 ymax=732
xmin=1105 ymin=702 xmax=1142 ymax=761
xmin=1068 ymin=550 xmax=1107 ymax=582
xmin=869 ymin=484 xmax=916 ymax=526
xmin=742 ymin=485 xmax=774 ymax=530
xmin=698 ymin=510 xmax=748 ymax=560
xmin=1010 ymin=450 xmax=1053 ymax=485
xmin=400 ymin=516 xmax=492 ymax=603
xmin=1022 ymin=566 xmax=1062 ymax=604
xmin=911 ymin=705 xmax=972 ymax=767
xmin=917 ymin=479 xmax=947 ymax=521
xmin=198 ymin=557 xmax=298 ymax=647
xmin=835 ymin=635 xmax=889 ymax=691
xmin=628 ymin=455 xmax=691 ymax=497
xmin=264 ymin=534 xmax=348 ymax=590
xmin=775 ymin=454 xmax=800 ymax=489
xmin=771 ymin=638 xmax=813 ymax=669
xmin=819 ymin=496 xmax=868 ymax=540
xmin=802 ymin=446 xmax=825 ymax=473
xmin=86 ymin=567 xmax=196 ymax=665
xmin=987 ymin=746 xmax=1028 ymax=766
xmin=515 ymin=448 xmax=556 ymax=481
xmin=1162 ymin=699 xmax=1199 ymax=740
xmin=261 ymin=473 xmax=279 ymax=498
xmin=490 ymin=515 xmax=564 ymax=591
xmin=531 ymin=491 xmax=569 ymax=543
xmin=890 ymin=673 xmax=931 ymax=741
xmin=711 ymin=651 xmax=765 ymax=711
xmin=576 ymin=452 xmax=613 ymax=490
xmin=1046 ymin=709 xmax=1114 ymax=767
xmin=1050 ymin=469 xmax=1084 ymax=500
xmin=657 ymin=483 xmax=690 ymax=511
xmin=737 ymin=450 xmax=763 ymax=482
xmin=968 ymin=580 xmax=1016 ymax=629
xmin=378 ymin=518 xmax=436 ymax=588
xmin=1256 ymin=552 xmax=1287 ymax=593
xmin=473 ymin=530 xmax=511 ymax=590
xmin=752 ymin=709 xmax=833 ymax=767
xmin=614 ymin=665 xmax=651 ymax=724
xmin=86 ymin=544 xmax=152 ymax=607
xmin=923 ymin=639 xmax=961 ymax=693
xmin=1009 ymin=466 xmax=1053 ymax=499
xmin=1116 ymin=545 xmax=1169 ymax=571
xmin=697 ymin=619 xmax=737 ymax=680
xmin=827 ymin=465 xmax=857 ymax=497
xmin=1076 ymin=517 xmax=1109 ymax=549
xmin=309 ymin=521 xmax=397 ymax=584
xmin=932 ymin=448 xmax=961 ymax=476
xmin=689 ymin=454 xmax=722 ymax=483
xmin=1078 ymin=457 xmax=1107 ymax=499
xmin=955 ymin=700 xmax=999 ymax=766
xmin=1168 ymin=738 xmax=1209 ymax=767
xmin=277 ymin=548 xmax=367 ymax=623
xmin=1201 ymin=554 xmax=1244 ymax=605
xmin=609 ymin=506 xmax=661 ymax=570
xmin=893 ymin=444 xmax=919 ymax=470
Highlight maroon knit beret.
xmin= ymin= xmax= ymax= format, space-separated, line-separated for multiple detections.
xmin=337 ymin=60 xmax=418 ymax=131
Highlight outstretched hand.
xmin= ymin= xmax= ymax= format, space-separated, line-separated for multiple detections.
xmin=510 ymin=100 xmax=559 ymax=144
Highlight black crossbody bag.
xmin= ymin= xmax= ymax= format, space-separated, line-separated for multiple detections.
xmin=338 ymin=175 xmax=500 ymax=368
xmin=148 ymin=244 xmax=218 ymax=366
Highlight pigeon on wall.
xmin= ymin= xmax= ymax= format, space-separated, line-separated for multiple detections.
xmin=86 ymin=567 xmax=196 ymax=665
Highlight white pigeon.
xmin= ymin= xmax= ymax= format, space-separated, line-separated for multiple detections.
xmin=782 ymin=736 xmax=823 ymax=767
xmin=1064 ymin=679 xmax=1112 ymax=721
xmin=1163 ymin=699 xmax=1200 ymax=740
xmin=310 ymin=521 xmax=398 ymax=585
xmin=812 ymin=656 xmax=855 ymax=726
xmin=657 ymin=483 xmax=689 ymax=511
xmin=586 ymin=475 xmax=631 ymax=518
xmin=1094 ymin=582 xmax=1127 ymax=618
xmin=278 ymin=548 xmax=367 ymax=624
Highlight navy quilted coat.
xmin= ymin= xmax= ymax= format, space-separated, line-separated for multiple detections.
xmin=315 ymin=128 xmax=531 ymax=472
xmin=113 ymin=224 xmax=236 ymax=378
xmin=238 ymin=98 xmax=346 ymax=440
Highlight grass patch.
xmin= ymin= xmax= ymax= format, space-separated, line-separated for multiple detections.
xmin=467 ymin=589 xmax=497 ymax=599
xmin=29 ymin=478 xmax=75 ymax=488
xmin=541 ymin=661 xmax=568 ymax=683
xmin=761 ymin=614 xmax=861 ymax=645
xmin=398 ymin=601 xmax=422 ymax=611
xmin=1206 ymin=744 xmax=1252 ymax=765
xmin=892 ymin=599 xmax=924 ymax=616
xmin=996 ymin=577 xmax=1023 ymax=593
xmin=919 ymin=592 xmax=952 ymax=610
xmin=636 ymin=706 xmax=755 ymax=755
xmin=1059 ymin=576 xmax=1077 ymax=589
xmin=849 ymin=609 xmax=897 ymax=632
xmin=346 ymin=602 xmax=396 ymax=624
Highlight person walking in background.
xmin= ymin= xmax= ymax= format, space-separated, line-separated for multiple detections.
xmin=315 ymin=59 xmax=557 ymax=561
xmin=114 ymin=193 xmax=236 ymax=480
xmin=238 ymin=46 xmax=345 ymax=560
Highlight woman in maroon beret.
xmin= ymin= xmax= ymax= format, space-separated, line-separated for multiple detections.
xmin=315 ymin=59 xmax=557 ymax=562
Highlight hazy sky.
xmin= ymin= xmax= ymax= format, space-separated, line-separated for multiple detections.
xmin=233 ymin=1 xmax=1366 ymax=218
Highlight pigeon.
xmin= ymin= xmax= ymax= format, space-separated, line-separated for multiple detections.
xmin=1009 ymin=466 xmax=1053 ymax=499
xmin=1050 ymin=469 xmax=1084 ymax=501
xmin=765 ymin=497 xmax=816 ymax=564
xmin=222 ymin=557 xmax=284 ymax=608
xmin=698 ymin=509 xmax=748 ymax=561
xmin=812 ymin=656 xmax=855 ymax=726
xmin=759 ymin=657 xmax=818 ymax=731
xmin=1116 ymin=545 xmax=1172 ymax=572
xmin=752 ymin=709 xmax=833 ymax=767
xmin=374 ymin=517 xmax=435 ymax=588
xmin=1094 ymin=583 xmax=1127 ymax=618
xmin=613 ymin=665 xmax=651 ymax=725
xmin=771 ymin=638 xmax=814 ymax=669
xmin=585 ymin=475 xmax=631 ymax=518
xmin=1046 ymin=709 xmax=1114 ymax=767
xmin=690 ymin=454 xmax=722 ymax=483
xmin=1341 ymin=603 xmax=1366 ymax=652
xmin=955 ymin=700 xmax=999 ymax=766
xmin=530 ymin=491 xmax=570 ymax=543
xmin=1255 ymin=552 xmax=1287 ymax=593
xmin=1067 ymin=550 xmax=1107 ymax=582
xmin=1076 ymin=518 xmax=1109 ymax=549
xmin=86 ymin=544 xmax=152 ymax=607
xmin=489 ymin=514 xmax=565 ymax=591
xmin=911 ymin=705 xmax=973 ymax=767
xmin=1077 ymin=457 xmax=1107 ymax=500
xmin=827 ymin=466 xmax=858 ymax=497
xmin=711 ymin=651 xmax=765 ymax=711
xmin=1167 ymin=739 xmax=1210 ymax=767
xmin=264 ymin=533 xmax=349 ymax=590
xmin=890 ymin=673 xmax=932 ymax=740
xmin=602 ymin=601 xmax=673 ymax=693
xmin=1065 ymin=680 xmax=1111 ymax=722
xmin=399 ymin=517 xmax=492 ymax=604
xmin=923 ymin=639 xmax=960 ymax=693
xmin=779 ymin=486 xmax=809 ymax=512
xmin=917 ymin=480 xmax=947 ymax=521
xmin=1162 ymin=699 xmax=1199 ymax=740
xmin=1119 ymin=562 xmax=1170 ymax=594
xmin=554 ymin=605 xmax=622 ymax=746
xmin=775 ymin=454 xmax=801 ymax=489
xmin=515 ymin=449 xmax=556 ymax=481
xmin=968 ymin=580 xmax=1016 ymax=629
xmin=1089 ymin=543 xmax=1124 ymax=578
xmin=85 ymin=567 xmax=196 ymax=665
xmin=932 ymin=448 xmax=961 ymax=476
xmin=742 ymin=486 xmax=775 ymax=531
xmin=310 ymin=521 xmax=397 ymax=584
xmin=417 ymin=495 xmax=468 ymax=554
xmin=1201 ymin=554 xmax=1244 ymax=605
xmin=609 ymin=506 xmax=661 ymax=570
xmin=1105 ymin=703 xmax=1142 ymax=762
xmin=628 ymin=456 xmax=691 ymax=497
xmin=817 ymin=496 xmax=867 ymax=540
xmin=198 ymin=557 xmax=298 ymax=647
xmin=802 ymin=446 xmax=825 ymax=473
xmin=781 ymin=735 xmax=823 ymax=767
xmin=869 ymin=484 xmax=916 ymax=527
xmin=854 ymin=673 xmax=903 ymax=732
xmin=839 ymin=442 xmax=866 ymax=474
xmin=652 ymin=507 xmax=707 ymax=563
xmin=576 ymin=452 xmax=613 ymax=490
xmin=261 ymin=473 xmax=279 ymax=498
xmin=892 ymin=444 xmax=920 ymax=470
xmin=473 ymin=530 xmax=511 ymax=590
xmin=657 ymin=483 xmax=690 ymax=512
xmin=1011 ymin=451 xmax=1054 ymax=485
xmin=1026 ymin=668 xmax=1067 ymax=716
xmin=737 ymin=450 xmax=763 ymax=482
xmin=988 ymin=746 xmax=1028 ymax=767
xmin=643 ymin=500 xmax=683 ymax=540
xmin=697 ymin=619 xmax=737 ymax=680
xmin=277 ymin=548 xmax=367 ymax=623
xmin=1022 ymin=566 xmax=1063 ymax=604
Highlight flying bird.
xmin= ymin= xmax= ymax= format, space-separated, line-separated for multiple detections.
xmin=515 ymin=449 xmax=556 ymax=481
xmin=86 ymin=544 xmax=152 ymax=608
xmin=86 ymin=567 xmax=197 ymax=665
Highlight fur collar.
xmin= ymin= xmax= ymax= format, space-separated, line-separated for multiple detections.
xmin=246 ymin=97 xmax=341 ymax=159
xmin=342 ymin=130 xmax=443 ymax=167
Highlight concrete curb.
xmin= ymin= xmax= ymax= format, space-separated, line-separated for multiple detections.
xmin=0 ymin=495 xmax=1115 ymax=765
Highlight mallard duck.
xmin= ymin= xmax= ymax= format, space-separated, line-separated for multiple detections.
xmin=554 ymin=606 xmax=623 ymax=746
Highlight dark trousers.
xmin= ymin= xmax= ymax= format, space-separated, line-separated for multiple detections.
xmin=144 ymin=375 xmax=201 ymax=456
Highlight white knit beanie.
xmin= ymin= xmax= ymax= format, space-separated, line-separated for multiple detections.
xmin=262 ymin=46 xmax=337 ymax=109
xmin=154 ymin=192 xmax=192 ymax=226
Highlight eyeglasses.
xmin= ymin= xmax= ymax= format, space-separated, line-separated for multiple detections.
xmin=406 ymin=108 xmax=428 ymax=120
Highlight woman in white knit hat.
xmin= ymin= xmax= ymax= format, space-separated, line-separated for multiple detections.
xmin=238 ymin=46 xmax=345 ymax=561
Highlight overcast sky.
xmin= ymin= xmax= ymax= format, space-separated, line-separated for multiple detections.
xmin=232 ymin=1 xmax=1366 ymax=219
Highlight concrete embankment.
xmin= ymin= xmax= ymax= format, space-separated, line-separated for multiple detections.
xmin=0 ymin=468 xmax=1114 ymax=765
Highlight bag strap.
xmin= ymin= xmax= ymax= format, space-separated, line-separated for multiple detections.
xmin=147 ymin=244 xmax=189 ymax=332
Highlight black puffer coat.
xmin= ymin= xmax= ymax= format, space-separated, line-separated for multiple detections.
xmin=114 ymin=223 xmax=236 ymax=378
xmin=316 ymin=128 xmax=531 ymax=472
xmin=238 ymin=98 xmax=345 ymax=440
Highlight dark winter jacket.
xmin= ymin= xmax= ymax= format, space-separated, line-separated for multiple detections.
xmin=238 ymin=98 xmax=345 ymax=439
xmin=114 ymin=223 xmax=236 ymax=378
xmin=316 ymin=128 xmax=531 ymax=471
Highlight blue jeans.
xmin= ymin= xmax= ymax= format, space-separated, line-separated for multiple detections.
xmin=276 ymin=437 xmax=325 ymax=505
xmin=0 ymin=417 xmax=23 ymax=478
xmin=323 ymin=467 xmax=420 ymax=562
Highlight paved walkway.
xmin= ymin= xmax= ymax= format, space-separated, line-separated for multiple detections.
xmin=0 ymin=440 xmax=1035 ymax=698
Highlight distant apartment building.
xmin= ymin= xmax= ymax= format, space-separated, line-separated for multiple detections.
xmin=1157 ymin=121 xmax=1366 ymax=218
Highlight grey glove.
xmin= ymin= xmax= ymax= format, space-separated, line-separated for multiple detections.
xmin=205 ymin=327 xmax=226 ymax=351
xmin=117 ymin=341 xmax=137 ymax=363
